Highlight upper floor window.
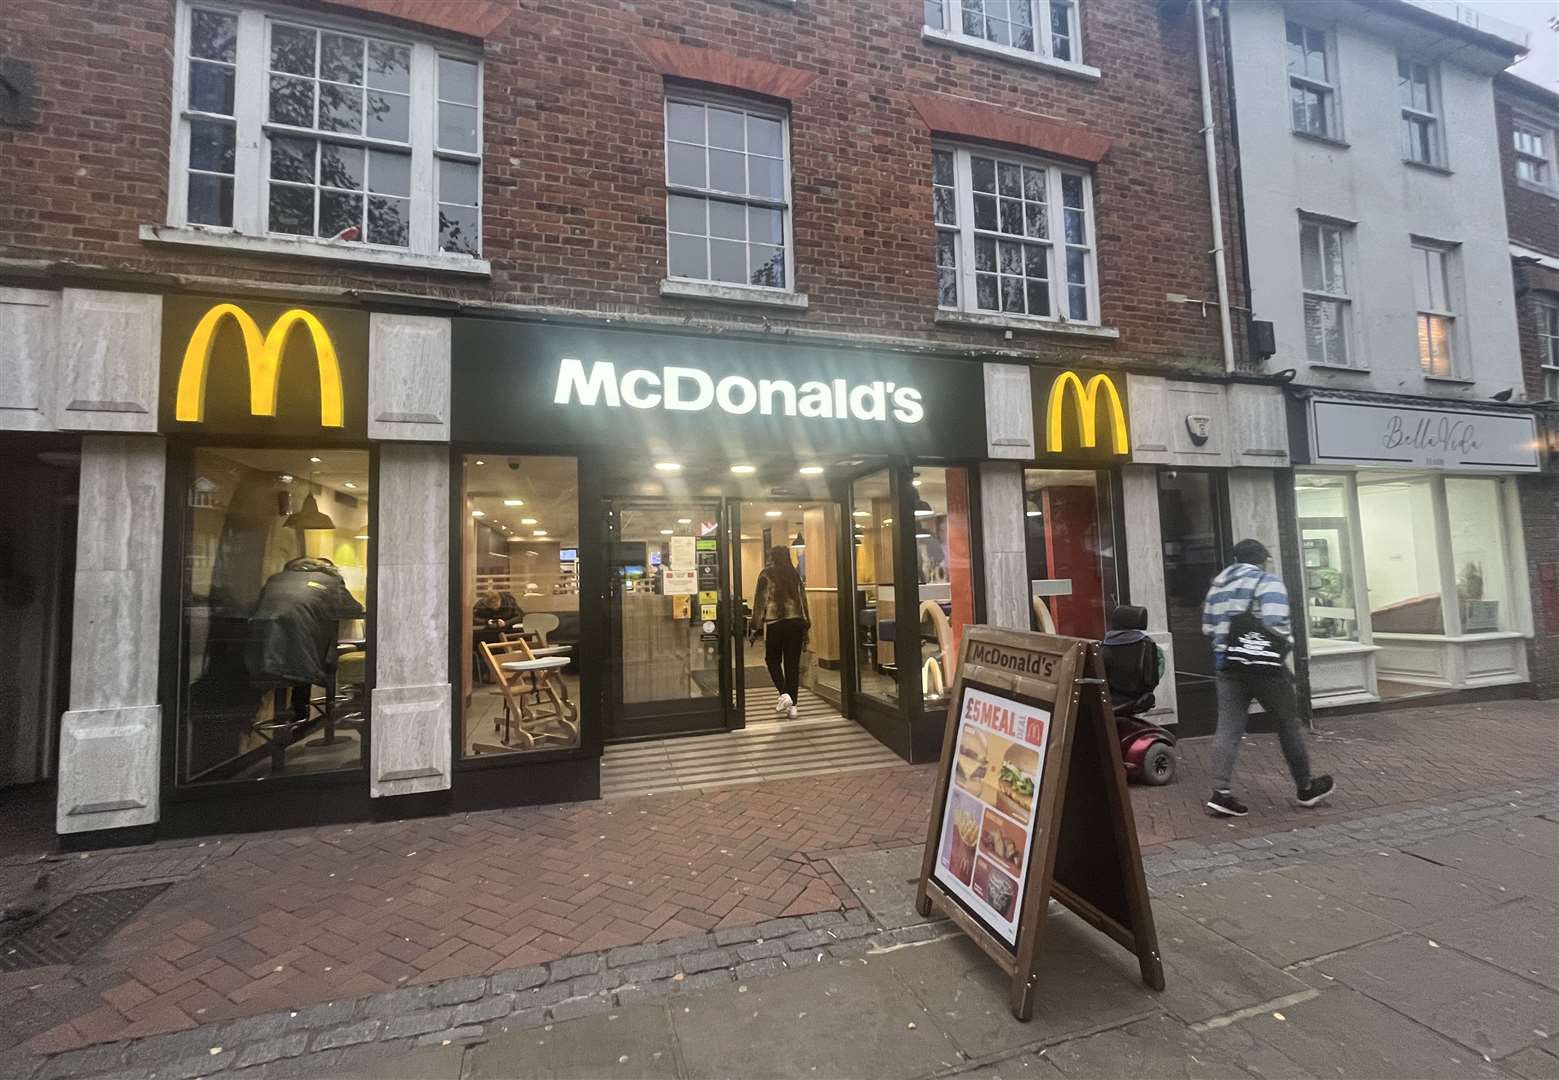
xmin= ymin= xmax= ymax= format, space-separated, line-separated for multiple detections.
xmin=172 ymin=4 xmax=482 ymax=260
xmin=1514 ymin=122 xmax=1555 ymax=190
xmin=1397 ymin=59 xmax=1440 ymax=167
xmin=664 ymin=96 xmax=791 ymax=291
xmin=1412 ymin=242 xmax=1458 ymax=378
xmin=923 ymin=0 xmax=1080 ymax=66
xmin=1286 ymin=21 xmax=1338 ymax=140
xmin=1537 ymin=296 xmax=1559 ymax=399
xmin=932 ymin=145 xmax=1096 ymax=324
xmin=1299 ymin=217 xmax=1352 ymax=367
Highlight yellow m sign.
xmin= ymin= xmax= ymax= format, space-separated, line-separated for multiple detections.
xmin=1045 ymin=371 xmax=1129 ymax=455
xmin=175 ymin=304 xmax=345 ymax=427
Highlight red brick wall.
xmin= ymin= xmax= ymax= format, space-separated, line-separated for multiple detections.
xmin=1519 ymin=473 xmax=1559 ymax=698
xmin=0 ymin=0 xmax=1235 ymax=370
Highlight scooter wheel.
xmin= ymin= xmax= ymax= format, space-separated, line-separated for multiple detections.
xmin=1142 ymin=742 xmax=1176 ymax=786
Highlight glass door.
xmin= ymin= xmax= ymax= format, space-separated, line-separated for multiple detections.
xmin=1157 ymin=470 xmax=1227 ymax=736
xmin=605 ymin=498 xmax=734 ymax=740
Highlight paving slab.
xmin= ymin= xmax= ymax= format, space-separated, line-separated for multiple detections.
xmin=464 ymin=1004 xmax=681 ymax=1080
xmin=1420 ymin=896 xmax=1559 ymax=992
xmin=1044 ymin=1013 xmax=1254 ymax=1078
xmin=1147 ymin=908 xmax=1313 ymax=1026
xmin=947 ymin=1050 xmax=1066 ymax=1079
xmin=1159 ymin=871 xmax=1396 ymax=968
xmin=670 ymin=954 xmax=961 ymax=1080
xmin=1273 ymin=850 xmax=1513 ymax=930
xmin=1464 ymin=816 xmax=1559 ymax=859
xmin=1402 ymin=832 xmax=1559 ymax=899
xmin=336 ymin=1042 xmax=465 ymax=1080
xmin=827 ymin=846 xmax=931 ymax=929
xmin=1313 ymin=933 xmax=1559 ymax=1059
xmin=1218 ymin=985 xmax=1505 ymax=1079
xmin=1501 ymin=1046 xmax=1559 ymax=1080
xmin=881 ymin=914 xmax=1158 ymax=1058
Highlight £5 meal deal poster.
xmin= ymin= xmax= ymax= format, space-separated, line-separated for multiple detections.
xmin=932 ymin=683 xmax=1052 ymax=946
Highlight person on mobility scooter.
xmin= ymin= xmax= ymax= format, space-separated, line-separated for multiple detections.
xmin=1101 ymin=605 xmax=1178 ymax=786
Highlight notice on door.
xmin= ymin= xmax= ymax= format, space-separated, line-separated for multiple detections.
xmin=932 ymin=684 xmax=1050 ymax=945
xmin=670 ymin=536 xmax=696 ymax=568
xmin=663 ymin=568 xmax=697 ymax=595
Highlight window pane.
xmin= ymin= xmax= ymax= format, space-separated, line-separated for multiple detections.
xmin=1068 ymin=284 xmax=1087 ymax=321
xmin=1001 ymin=276 xmax=1024 ymax=313
xmin=667 ymin=194 xmax=705 ymax=235
xmin=1299 ymin=223 xmax=1321 ymax=290
xmin=748 ymin=115 xmax=783 ymax=158
xmin=367 ymin=91 xmax=410 ymax=142
xmin=924 ymin=0 xmax=946 ymax=29
xmin=1320 ymin=225 xmax=1344 ymax=291
xmin=667 ymin=142 xmax=705 ymax=188
xmin=748 ymin=244 xmax=785 ymax=288
xmin=851 ymin=469 xmax=898 ymax=707
xmin=1358 ymin=474 xmax=1444 ymax=635
xmin=371 ymin=150 xmax=411 ymax=197
xmin=269 ymin=74 xmax=316 ymax=127
xmin=319 ymin=142 xmax=364 ymax=191
xmin=1063 ymin=207 xmax=1085 ymax=245
xmin=460 ymin=455 xmax=581 ymax=758
xmin=971 ymin=156 xmax=996 ymax=193
xmin=1050 ymin=1 xmax=1072 ymax=60
xmin=913 ymin=468 xmax=974 ymax=710
xmin=190 ymin=60 xmax=235 ymax=115
xmin=709 ymin=148 xmax=746 ymax=194
xmin=1303 ymin=296 xmax=1347 ymax=365
xmin=191 ymin=9 xmax=237 ymax=62
xmin=1295 ymin=474 xmax=1360 ymax=647
xmin=750 ymin=206 xmax=784 ymax=245
xmin=321 ymin=33 xmax=364 ymax=85
xmin=999 ymin=197 xmax=1023 ymax=235
xmin=369 ymin=42 xmax=411 ymax=93
xmin=1029 ymin=280 xmax=1052 ymax=318
xmin=176 ymin=448 xmax=370 ymax=785
xmin=270 ymin=24 xmax=316 ymax=76
xmin=1066 ymin=248 xmax=1087 ymax=287
xmin=438 ymin=102 xmax=478 ymax=153
xmin=1419 ymin=313 xmax=1452 ymax=376
xmin=1026 ymin=202 xmax=1049 ymax=239
xmin=318 ymin=82 xmax=362 ymax=133
xmin=1286 ymin=21 xmax=1306 ymax=71
xmin=667 ymin=102 xmax=704 ymax=144
xmin=320 ymin=189 xmax=362 ymax=240
xmin=438 ymin=158 xmax=478 ymax=205
xmin=748 ymin=156 xmax=785 ymax=201
xmin=935 ymin=186 xmax=958 ymax=226
xmin=438 ymin=56 xmax=478 ymax=105
xmin=189 ymin=119 xmax=235 ymax=173
xmin=974 ymin=235 xmax=997 ymax=272
xmin=973 ymin=193 xmax=998 ymax=231
xmin=668 ymin=232 xmax=708 ymax=279
xmin=939 ymin=266 xmax=959 ymax=307
xmin=270 ymin=135 xmax=315 ymax=182
xmin=368 ymin=194 xmax=409 ymax=246
xmin=708 ymin=199 xmax=746 ymax=240
xmin=710 ymin=238 xmax=747 ymax=283
xmin=708 ymin=108 xmax=746 ymax=151
xmin=436 ymin=202 xmax=476 ymax=253
xmin=976 ymin=273 xmax=999 ymax=310
xmin=1446 ymin=479 xmax=1510 ymax=632
xmin=269 ymin=184 xmax=315 ymax=234
xmin=933 ymin=149 xmax=955 ymax=187
xmin=187 ymin=173 xmax=234 ymax=226
xmin=1024 ymin=243 xmax=1048 ymax=280
xmin=1061 ymin=173 xmax=1084 ymax=208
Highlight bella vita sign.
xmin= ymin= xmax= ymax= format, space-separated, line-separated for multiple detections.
xmin=552 ymin=358 xmax=926 ymax=425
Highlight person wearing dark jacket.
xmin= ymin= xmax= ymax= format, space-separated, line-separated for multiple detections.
xmin=749 ymin=546 xmax=810 ymax=720
xmin=245 ymin=557 xmax=365 ymax=687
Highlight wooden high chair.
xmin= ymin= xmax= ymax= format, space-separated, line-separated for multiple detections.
xmin=473 ymin=636 xmax=578 ymax=753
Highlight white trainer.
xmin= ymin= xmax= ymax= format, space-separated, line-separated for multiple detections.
xmin=787 ymin=703 xmax=798 ymax=720
xmin=775 ymin=693 xmax=792 ymax=714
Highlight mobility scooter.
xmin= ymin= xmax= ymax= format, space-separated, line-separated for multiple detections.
xmin=1101 ymin=605 xmax=1178 ymax=786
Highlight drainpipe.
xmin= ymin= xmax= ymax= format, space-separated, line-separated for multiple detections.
xmin=1193 ymin=0 xmax=1237 ymax=375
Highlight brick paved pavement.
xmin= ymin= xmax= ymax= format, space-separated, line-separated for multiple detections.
xmin=0 ymin=697 xmax=1553 ymax=1063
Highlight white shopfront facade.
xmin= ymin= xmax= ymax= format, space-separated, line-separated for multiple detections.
xmin=1293 ymin=394 xmax=1543 ymax=708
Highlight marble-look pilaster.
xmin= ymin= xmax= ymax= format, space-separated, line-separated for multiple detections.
xmin=978 ymin=462 xmax=1029 ymax=630
xmin=55 ymin=289 xmax=161 ymax=433
xmin=368 ymin=313 xmax=452 ymax=441
xmin=1229 ymin=384 xmax=1290 ymax=467
xmin=1226 ymin=469 xmax=1288 ymax=580
xmin=372 ymin=443 xmax=452 ymax=797
xmin=1121 ymin=465 xmax=1177 ymax=724
xmin=983 ymin=363 xmax=1034 ymax=459
xmin=0 ymin=287 xmax=58 ymax=431
xmin=57 ymin=435 xmax=166 ymax=833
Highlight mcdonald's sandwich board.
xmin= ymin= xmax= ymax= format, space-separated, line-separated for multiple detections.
xmin=159 ymin=296 xmax=368 ymax=440
xmin=916 ymin=626 xmax=1163 ymax=1021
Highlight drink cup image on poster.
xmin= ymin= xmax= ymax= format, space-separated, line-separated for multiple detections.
xmin=933 ymin=684 xmax=1050 ymax=945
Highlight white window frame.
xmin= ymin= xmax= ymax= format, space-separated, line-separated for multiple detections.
xmin=921 ymin=0 xmax=1097 ymax=80
xmin=1397 ymin=57 xmax=1442 ymax=168
xmin=934 ymin=142 xmax=1099 ymax=327
xmin=1285 ymin=19 xmax=1340 ymax=141
xmin=1298 ymin=216 xmax=1354 ymax=368
xmin=160 ymin=0 xmax=486 ymax=272
xmin=661 ymin=91 xmax=795 ymax=297
xmin=1537 ymin=294 xmax=1559 ymax=400
xmin=1411 ymin=240 xmax=1460 ymax=380
xmin=1513 ymin=118 xmax=1556 ymax=193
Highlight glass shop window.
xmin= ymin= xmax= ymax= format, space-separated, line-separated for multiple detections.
xmin=851 ymin=469 xmax=899 ymax=707
xmin=1295 ymin=473 xmax=1361 ymax=648
xmin=1023 ymin=468 xmax=1115 ymax=638
xmin=178 ymin=448 xmax=369 ymax=785
xmin=913 ymin=467 xmax=974 ymax=710
xmin=1445 ymin=478 xmax=1511 ymax=634
xmin=460 ymin=454 xmax=581 ymax=757
xmin=1357 ymin=473 xmax=1445 ymax=635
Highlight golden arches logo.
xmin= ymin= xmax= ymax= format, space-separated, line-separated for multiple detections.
xmin=1045 ymin=371 xmax=1129 ymax=455
xmin=175 ymin=304 xmax=344 ymax=427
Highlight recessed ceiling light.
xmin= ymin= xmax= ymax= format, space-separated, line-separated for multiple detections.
xmin=475 ymin=459 xmax=486 ymax=466
xmin=308 ymin=456 xmax=322 ymax=464
xmin=911 ymin=478 xmax=922 ymax=487
xmin=504 ymin=498 xmax=525 ymax=506
xmin=799 ymin=465 xmax=824 ymax=476
xmin=521 ymin=517 xmax=538 ymax=525
xmin=730 ymin=464 xmax=756 ymax=474
xmin=354 ymin=534 xmax=369 ymax=541
xmin=533 ymin=529 xmax=548 ymax=537
xmin=677 ymin=518 xmax=692 ymax=524
xmin=1026 ymin=509 xmax=1042 ymax=517
xmin=278 ymin=474 xmax=294 ymax=483
xmin=471 ymin=509 xmax=485 ymax=518
xmin=852 ymin=510 xmax=870 ymax=518
xmin=653 ymin=461 xmax=682 ymax=472
xmin=883 ymin=517 xmax=894 ymax=524
xmin=343 ymin=481 xmax=358 ymax=489
xmin=765 ymin=510 xmax=782 ymax=518
xmin=660 ymin=529 xmax=674 ymax=535
xmin=740 ymin=534 xmax=752 ymax=540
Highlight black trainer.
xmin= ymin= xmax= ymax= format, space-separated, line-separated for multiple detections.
xmin=1297 ymin=775 xmax=1335 ymax=807
xmin=1206 ymin=791 xmax=1249 ymax=817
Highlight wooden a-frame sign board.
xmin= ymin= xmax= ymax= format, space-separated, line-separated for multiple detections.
xmin=915 ymin=626 xmax=1164 ymax=1021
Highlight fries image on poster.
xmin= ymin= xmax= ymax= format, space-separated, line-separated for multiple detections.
xmin=933 ymin=684 xmax=1050 ymax=946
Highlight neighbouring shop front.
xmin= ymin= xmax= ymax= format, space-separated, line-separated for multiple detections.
xmin=1288 ymin=391 xmax=1544 ymax=708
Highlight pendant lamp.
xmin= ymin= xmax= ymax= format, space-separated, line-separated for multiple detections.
xmin=791 ymin=531 xmax=806 ymax=549
xmin=284 ymin=492 xmax=336 ymax=531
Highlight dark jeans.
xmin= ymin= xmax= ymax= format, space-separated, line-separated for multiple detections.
xmin=1212 ymin=666 xmax=1312 ymax=793
xmin=764 ymin=618 xmax=807 ymax=701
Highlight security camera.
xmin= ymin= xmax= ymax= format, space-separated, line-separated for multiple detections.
xmin=507 ymin=459 xmax=521 ymax=471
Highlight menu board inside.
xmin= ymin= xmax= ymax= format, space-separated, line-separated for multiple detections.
xmin=932 ymin=682 xmax=1051 ymax=946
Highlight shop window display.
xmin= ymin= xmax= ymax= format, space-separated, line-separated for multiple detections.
xmin=1295 ymin=473 xmax=1361 ymax=646
xmin=178 ymin=448 xmax=369 ymax=784
xmin=852 ymin=469 xmax=899 ymax=706
xmin=1358 ymin=473 xmax=1445 ymax=635
xmin=913 ymin=468 xmax=974 ymax=709
xmin=461 ymin=455 xmax=581 ymax=756
xmin=1445 ymin=478 xmax=1511 ymax=633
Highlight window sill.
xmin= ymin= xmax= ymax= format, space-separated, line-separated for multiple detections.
xmin=920 ymin=26 xmax=1101 ymax=81
xmin=659 ymin=278 xmax=809 ymax=310
xmin=139 ymin=225 xmax=492 ymax=276
xmin=935 ymin=309 xmax=1120 ymax=339
xmin=1516 ymin=179 xmax=1559 ymax=201
xmin=1422 ymin=374 xmax=1477 ymax=386
xmin=1307 ymin=362 xmax=1371 ymax=374
xmin=1403 ymin=158 xmax=1452 ymax=176
xmin=1291 ymin=130 xmax=1350 ymax=150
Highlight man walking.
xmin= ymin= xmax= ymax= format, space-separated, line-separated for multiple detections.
xmin=1201 ymin=538 xmax=1334 ymax=817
